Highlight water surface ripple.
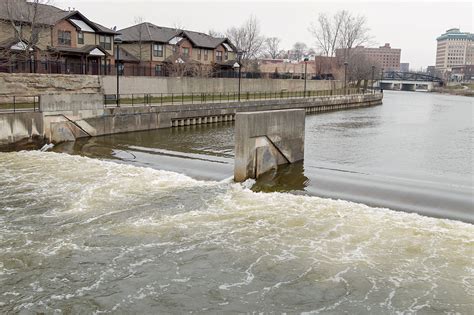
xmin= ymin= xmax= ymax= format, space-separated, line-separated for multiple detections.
xmin=1 ymin=151 xmax=473 ymax=313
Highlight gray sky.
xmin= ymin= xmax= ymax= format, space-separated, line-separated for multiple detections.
xmin=56 ymin=0 xmax=473 ymax=70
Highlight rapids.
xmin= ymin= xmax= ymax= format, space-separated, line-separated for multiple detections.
xmin=1 ymin=151 xmax=473 ymax=313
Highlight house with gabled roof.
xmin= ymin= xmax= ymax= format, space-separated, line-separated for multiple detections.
xmin=117 ymin=22 xmax=237 ymax=76
xmin=0 ymin=0 xmax=117 ymax=74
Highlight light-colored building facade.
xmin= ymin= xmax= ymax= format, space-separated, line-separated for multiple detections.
xmin=435 ymin=28 xmax=474 ymax=73
xmin=336 ymin=43 xmax=401 ymax=71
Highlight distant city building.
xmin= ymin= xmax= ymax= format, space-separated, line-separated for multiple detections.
xmin=451 ymin=65 xmax=474 ymax=81
xmin=400 ymin=63 xmax=409 ymax=72
xmin=335 ymin=43 xmax=401 ymax=71
xmin=435 ymin=28 xmax=474 ymax=73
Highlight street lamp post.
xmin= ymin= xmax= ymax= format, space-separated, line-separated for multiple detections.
xmin=380 ymin=67 xmax=384 ymax=92
xmin=236 ymin=50 xmax=244 ymax=102
xmin=371 ymin=65 xmax=375 ymax=94
xmin=303 ymin=57 xmax=309 ymax=97
xmin=114 ymin=36 xmax=123 ymax=107
xmin=344 ymin=61 xmax=348 ymax=95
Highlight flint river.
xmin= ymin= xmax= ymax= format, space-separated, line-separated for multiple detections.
xmin=1 ymin=91 xmax=473 ymax=313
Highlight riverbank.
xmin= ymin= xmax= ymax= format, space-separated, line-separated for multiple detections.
xmin=0 ymin=91 xmax=382 ymax=149
xmin=432 ymin=83 xmax=474 ymax=96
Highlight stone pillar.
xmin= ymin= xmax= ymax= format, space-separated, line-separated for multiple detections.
xmin=234 ymin=109 xmax=305 ymax=182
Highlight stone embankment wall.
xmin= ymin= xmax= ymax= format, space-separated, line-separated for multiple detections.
xmin=101 ymin=76 xmax=340 ymax=95
xmin=0 ymin=73 xmax=101 ymax=98
xmin=0 ymin=73 xmax=341 ymax=98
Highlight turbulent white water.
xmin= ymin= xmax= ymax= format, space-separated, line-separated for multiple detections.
xmin=1 ymin=151 xmax=473 ymax=313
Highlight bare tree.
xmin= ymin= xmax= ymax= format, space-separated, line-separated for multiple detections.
xmin=339 ymin=13 xmax=371 ymax=50
xmin=347 ymin=51 xmax=378 ymax=87
xmin=309 ymin=11 xmax=346 ymax=57
xmin=225 ymin=15 xmax=265 ymax=61
xmin=0 ymin=0 xmax=54 ymax=67
xmin=291 ymin=42 xmax=307 ymax=61
xmin=309 ymin=10 xmax=371 ymax=58
xmin=133 ymin=16 xmax=145 ymax=62
xmin=264 ymin=37 xmax=281 ymax=59
xmin=208 ymin=29 xmax=224 ymax=38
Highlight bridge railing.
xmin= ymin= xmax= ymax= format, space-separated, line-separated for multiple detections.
xmin=103 ymin=88 xmax=370 ymax=107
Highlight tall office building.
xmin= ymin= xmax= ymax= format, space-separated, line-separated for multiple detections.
xmin=435 ymin=28 xmax=474 ymax=73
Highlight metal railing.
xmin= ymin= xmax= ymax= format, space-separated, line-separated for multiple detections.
xmin=0 ymin=96 xmax=40 ymax=113
xmin=104 ymin=88 xmax=367 ymax=107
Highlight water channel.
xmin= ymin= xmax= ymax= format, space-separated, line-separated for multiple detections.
xmin=1 ymin=91 xmax=473 ymax=313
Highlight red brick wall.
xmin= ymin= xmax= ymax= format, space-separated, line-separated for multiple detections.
xmin=52 ymin=20 xmax=77 ymax=47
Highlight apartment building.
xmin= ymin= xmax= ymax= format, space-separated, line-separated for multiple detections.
xmin=336 ymin=43 xmax=401 ymax=71
xmin=117 ymin=22 xmax=237 ymax=76
xmin=435 ymin=28 xmax=474 ymax=73
xmin=0 ymin=0 xmax=117 ymax=74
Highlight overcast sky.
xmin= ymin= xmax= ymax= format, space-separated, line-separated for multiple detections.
xmin=55 ymin=0 xmax=473 ymax=69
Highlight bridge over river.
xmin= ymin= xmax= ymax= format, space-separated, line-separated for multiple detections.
xmin=376 ymin=71 xmax=444 ymax=91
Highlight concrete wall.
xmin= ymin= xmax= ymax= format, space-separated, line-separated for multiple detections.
xmin=0 ymin=73 xmax=102 ymax=97
xmin=0 ymin=73 xmax=341 ymax=97
xmin=101 ymin=76 xmax=341 ymax=95
xmin=0 ymin=112 xmax=44 ymax=148
xmin=65 ymin=93 xmax=382 ymax=141
xmin=234 ymin=109 xmax=305 ymax=182
xmin=40 ymin=93 xmax=104 ymax=118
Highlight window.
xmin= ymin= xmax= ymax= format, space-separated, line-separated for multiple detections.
xmin=58 ymin=30 xmax=71 ymax=46
xmin=78 ymin=32 xmax=84 ymax=44
xmin=197 ymin=49 xmax=201 ymax=60
xmin=183 ymin=47 xmax=190 ymax=57
xmin=99 ymin=35 xmax=111 ymax=50
xmin=153 ymin=44 xmax=163 ymax=57
xmin=216 ymin=51 xmax=222 ymax=61
xmin=204 ymin=50 xmax=208 ymax=61
xmin=155 ymin=64 xmax=162 ymax=76
xmin=225 ymin=51 xmax=228 ymax=60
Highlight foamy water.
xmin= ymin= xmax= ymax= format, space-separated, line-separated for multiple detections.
xmin=1 ymin=151 xmax=473 ymax=313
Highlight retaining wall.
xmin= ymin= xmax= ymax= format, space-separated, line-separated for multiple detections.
xmin=101 ymin=76 xmax=341 ymax=95
xmin=0 ymin=112 xmax=44 ymax=149
xmin=72 ymin=93 xmax=382 ymax=139
xmin=0 ymin=73 xmax=341 ymax=97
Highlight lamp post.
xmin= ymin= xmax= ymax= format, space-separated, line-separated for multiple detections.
xmin=303 ymin=56 xmax=309 ymax=97
xmin=114 ymin=36 xmax=123 ymax=107
xmin=371 ymin=65 xmax=375 ymax=94
xmin=344 ymin=61 xmax=348 ymax=95
xmin=235 ymin=50 xmax=244 ymax=102
xmin=380 ymin=67 xmax=384 ymax=92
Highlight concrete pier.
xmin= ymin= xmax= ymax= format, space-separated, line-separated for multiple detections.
xmin=234 ymin=109 xmax=305 ymax=182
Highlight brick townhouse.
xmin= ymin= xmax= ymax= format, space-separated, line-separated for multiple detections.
xmin=117 ymin=22 xmax=237 ymax=76
xmin=0 ymin=0 xmax=117 ymax=74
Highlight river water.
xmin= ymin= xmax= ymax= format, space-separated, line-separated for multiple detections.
xmin=1 ymin=91 xmax=473 ymax=313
